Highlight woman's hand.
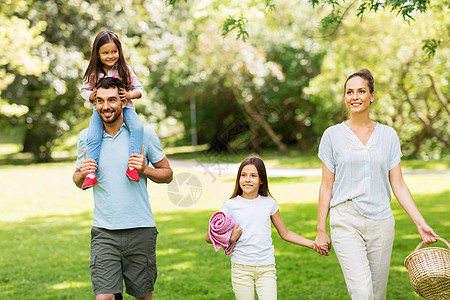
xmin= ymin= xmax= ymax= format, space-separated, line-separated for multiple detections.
xmin=229 ymin=223 xmax=242 ymax=244
xmin=314 ymin=231 xmax=331 ymax=256
xmin=417 ymin=223 xmax=438 ymax=245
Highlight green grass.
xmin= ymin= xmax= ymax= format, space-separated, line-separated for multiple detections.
xmin=0 ymin=159 xmax=449 ymax=299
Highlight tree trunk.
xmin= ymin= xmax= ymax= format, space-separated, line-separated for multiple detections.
xmin=243 ymin=102 xmax=289 ymax=154
xmin=412 ymin=127 xmax=426 ymax=157
xmin=399 ymin=68 xmax=450 ymax=148
xmin=428 ymin=74 xmax=449 ymax=115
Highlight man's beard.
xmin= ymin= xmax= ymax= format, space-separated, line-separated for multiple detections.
xmin=99 ymin=109 xmax=122 ymax=123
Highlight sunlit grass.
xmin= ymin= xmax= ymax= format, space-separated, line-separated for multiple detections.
xmin=1 ymin=160 xmax=448 ymax=299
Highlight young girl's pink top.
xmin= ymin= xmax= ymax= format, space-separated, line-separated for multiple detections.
xmin=80 ymin=65 xmax=143 ymax=109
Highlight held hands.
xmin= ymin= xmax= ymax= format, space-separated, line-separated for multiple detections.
xmin=119 ymin=88 xmax=130 ymax=101
xmin=417 ymin=223 xmax=439 ymax=245
xmin=313 ymin=232 xmax=331 ymax=256
xmin=80 ymin=149 xmax=97 ymax=177
xmin=128 ymin=145 xmax=146 ymax=174
xmin=229 ymin=223 xmax=242 ymax=244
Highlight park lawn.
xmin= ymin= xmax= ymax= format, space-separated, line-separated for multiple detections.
xmin=0 ymin=161 xmax=449 ymax=299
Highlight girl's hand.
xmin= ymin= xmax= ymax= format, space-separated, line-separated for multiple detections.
xmin=89 ymin=89 xmax=97 ymax=103
xmin=314 ymin=232 xmax=331 ymax=256
xmin=417 ymin=223 xmax=438 ymax=245
xmin=119 ymin=87 xmax=130 ymax=101
xmin=229 ymin=223 xmax=242 ymax=244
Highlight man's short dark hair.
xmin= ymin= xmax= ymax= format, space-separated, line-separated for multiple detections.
xmin=95 ymin=77 xmax=126 ymax=91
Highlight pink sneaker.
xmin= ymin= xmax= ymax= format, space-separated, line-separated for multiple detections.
xmin=126 ymin=167 xmax=140 ymax=182
xmin=82 ymin=173 xmax=98 ymax=190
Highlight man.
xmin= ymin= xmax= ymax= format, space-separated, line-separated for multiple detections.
xmin=73 ymin=77 xmax=173 ymax=300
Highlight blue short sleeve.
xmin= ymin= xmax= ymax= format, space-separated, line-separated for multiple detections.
xmin=144 ymin=127 xmax=166 ymax=164
xmin=318 ymin=128 xmax=336 ymax=174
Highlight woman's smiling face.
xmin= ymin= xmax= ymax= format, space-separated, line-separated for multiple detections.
xmin=344 ymin=76 xmax=374 ymax=114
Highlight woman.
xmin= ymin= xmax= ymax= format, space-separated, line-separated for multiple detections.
xmin=314 ymin=68 xmax=438 ymax=299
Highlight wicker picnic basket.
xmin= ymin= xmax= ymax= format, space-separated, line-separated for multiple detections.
xmin=404 ymin=237 xmax=450 ymax=300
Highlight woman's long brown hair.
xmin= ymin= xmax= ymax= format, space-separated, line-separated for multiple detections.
xmin=230 ymin=156 xmax=272 ymax=198
xmin=83 ymin=31 xmax=131 ymax=89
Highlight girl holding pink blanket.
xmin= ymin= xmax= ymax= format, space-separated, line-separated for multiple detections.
xmin=208 ymin=211 xmax=238 ymax=256
xmin=206 ymin=156 xmax=328 ymax=300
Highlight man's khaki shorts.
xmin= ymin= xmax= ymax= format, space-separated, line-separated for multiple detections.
xmin=90 ymin=226 xmax=158 ymax=297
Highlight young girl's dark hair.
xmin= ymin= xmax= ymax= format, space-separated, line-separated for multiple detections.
xmin=83 ymin=30 xmax=131 ymax=89
xmin=230 ymin=156 xmax=272 ymax=198
xmin=344 ymin=68 xmax=375 ymax=95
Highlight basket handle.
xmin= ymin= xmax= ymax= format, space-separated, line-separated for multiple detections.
xmin=414 ymin=237 xmax=450 ymax=252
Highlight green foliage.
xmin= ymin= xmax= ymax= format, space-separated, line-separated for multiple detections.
xmin=356 ymin=0 xmax=432 ymax=20
xmin=305 ymin=6 xmax=449 ymax=158
xmin=147 ymin=0 xmax=326 ymax=152
xmin=0 ymin=0 xmax=448 ymax=162
xmin=221 ymin=16 xmax=249 ymax=41
xmin=172 ymin=0 xmax=445 ymax=57
xmin=422 ymin=38 xmax=443 ymax=58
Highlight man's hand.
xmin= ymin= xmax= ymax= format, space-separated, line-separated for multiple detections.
xmin=128 ymin=145 xmax=146 ymax=173
xmin=80 ymin=149 xmax=97 ymax=176
xmin=73 ymin=149 xmax=97 ymax=189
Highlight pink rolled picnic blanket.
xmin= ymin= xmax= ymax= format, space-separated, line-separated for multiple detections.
xmin=208 ymin=211 xmax=236 ymax=256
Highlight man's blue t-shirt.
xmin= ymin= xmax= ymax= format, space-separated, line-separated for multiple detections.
xmin=76 ymin=124 xmax=165 ymax=229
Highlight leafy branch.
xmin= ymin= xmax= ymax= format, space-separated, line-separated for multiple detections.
xmin=167 ymin=0 xmax=443 ymax=56
xmin=220 ymin=16 xmax=249 ymax=41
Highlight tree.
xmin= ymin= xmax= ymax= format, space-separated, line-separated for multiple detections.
xmin=169 ymin=0 xmax=449 ymax=57
xmin=142 ymin=0 xmax=326 ymax=153
xmin=0 ymin=1 xmax=48 ymax=117
xmin=305 ymin=6 xmax=449 ymax=158
xmin=2 ymin=0 xmax=142 ymax=161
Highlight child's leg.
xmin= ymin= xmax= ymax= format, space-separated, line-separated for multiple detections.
xmin=123 ymin=107 xmax=143 ymax=155
xmin=254 ymin=264 xmax=277 ymax=300
xmin=231 ymin=263 xmax=256 ymax=300
xmin=82 ymin=109 xmax=103 ymax=189
xmin=123 ymin=107 xmax=144 ymax=182
xmin=86 ymin=109 xmax=103 ymax=162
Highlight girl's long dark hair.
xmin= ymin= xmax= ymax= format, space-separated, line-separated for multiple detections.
xmin=230 ymin=156 xmax=272 ymax=198
xmin=83 ymin=30 xmax=131 ymax=89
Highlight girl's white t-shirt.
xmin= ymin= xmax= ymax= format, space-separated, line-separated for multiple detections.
xmin=220 ymin=195 xmax=279 ymax=266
